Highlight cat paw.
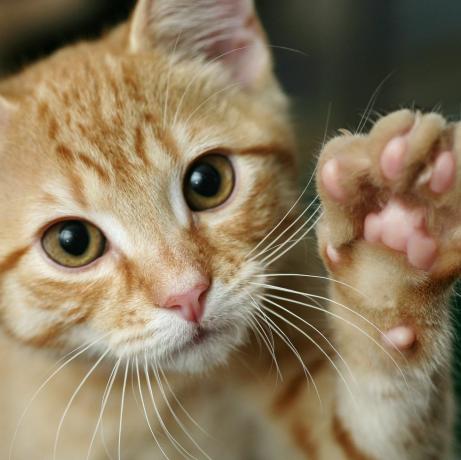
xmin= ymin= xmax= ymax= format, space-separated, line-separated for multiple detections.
xmin=317 ymin=110 xmax=461 ymax=277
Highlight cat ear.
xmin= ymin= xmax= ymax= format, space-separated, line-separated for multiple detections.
xmin=0 ymin=96 xmax=16 ymax=133
xmin=129 ymin=0 xmax=270 ymax=87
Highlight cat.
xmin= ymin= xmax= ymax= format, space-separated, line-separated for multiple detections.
xmin=0 ymin=0 xmax=457 ymax=459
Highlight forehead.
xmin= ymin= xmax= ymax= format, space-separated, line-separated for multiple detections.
xmin=25 ymin=50 xmax=281 ymax=189
xmin=6 ymin=47 xmax=294 ymax=241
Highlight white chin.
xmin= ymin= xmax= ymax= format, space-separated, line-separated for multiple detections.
xmin=163 ymin=327 xmax=247 ymax=374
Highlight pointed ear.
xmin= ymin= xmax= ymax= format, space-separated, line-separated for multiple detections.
xmin=0 ymin=96 xmax=16 ymax=131
xmin=129 ymin=0 xmax=271 ymax=87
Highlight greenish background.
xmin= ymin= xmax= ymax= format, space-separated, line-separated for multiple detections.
xmin=1 ymin=0 xmax=460 ymax=449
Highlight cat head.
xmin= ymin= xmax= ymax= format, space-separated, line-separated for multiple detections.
xmin=0 ymin=0 xmax=298 ymax=373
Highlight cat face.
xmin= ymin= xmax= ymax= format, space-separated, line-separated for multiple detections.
xmin=0 ymin=0 xmax=297 ymax=372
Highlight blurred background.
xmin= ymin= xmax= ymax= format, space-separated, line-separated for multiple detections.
xmin=1 ymin=0 xmax=460 ymax=445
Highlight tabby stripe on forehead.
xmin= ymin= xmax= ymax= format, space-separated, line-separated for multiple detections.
xmin=56 ymin=144 xmax=111 ymax=184
xmin=135 ymin=125 xmax=150 ymax=166
xmin=332 ymin=413 xmax=374 ymax=460
xmin=143 ymin=112 xmax=181 ymax=159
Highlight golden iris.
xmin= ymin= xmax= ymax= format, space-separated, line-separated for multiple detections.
xmin=42 ymin=220 xmax=106 ymax=267
xmin=184 ymin=154 xmax=235 ymax=211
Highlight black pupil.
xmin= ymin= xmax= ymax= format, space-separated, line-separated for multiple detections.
xmin=59 ymin=221 xmax=90 ymax=256
xmin=189 ymin=162 xmax=221 ymax=197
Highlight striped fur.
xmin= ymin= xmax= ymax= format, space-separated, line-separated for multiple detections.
xmin=0 ymin=1 xmax=456 ymax=459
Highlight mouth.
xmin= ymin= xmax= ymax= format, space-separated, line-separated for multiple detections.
xmin=191 ymin=326 xmax=210 ymax=345
xmin=165 ymin=324 xmax=231 ymax=362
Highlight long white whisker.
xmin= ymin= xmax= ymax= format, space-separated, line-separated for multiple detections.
xmin=118 ymin=359 xmax=130 ymax=460
xmin=246 ymin=293 xmax=282 ymax=380
xmin=8 ymin=334 xmax=109 ymax=460
xmin=249 ymin=296 xmax=322 ymax=407
xmin=53 ymin=348 xmax=110 ymax=460
xmin=135 ymin=357 xmax=170 ymax=460
xmin=259 ymin=288 xmax=408 ymax=385
xmin=253 ymin=273 xmax=366 ymax=298
xmin=260 ymin=296 xmax=357 ymax=393
xmin=143 ymin=357 xmax=195 ymax=460
xmin=86 ymin=359 xmax=121 ymax=460
xmin=248 ymin=193 xmax=318 ymax=263
xmin=158 ymin=367 xmax=210 ymax=438
xmin=260 ymin=295 xmax=356 ymax=384
xmin=356 ymin=72 xmax=394 ymax=134
xmin=263 ymin=208 xmax=323 ymax=267
xmin=151 ymin=361 xmax=213 ymax=460
xmin=247 ymin=101 xmax=330 ymax=263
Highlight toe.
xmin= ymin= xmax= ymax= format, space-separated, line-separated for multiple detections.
xmin=326 ymin=243 xmax=341 ymax=264
xmin=430 ymin=150 xmax=456 ymax=194
xmin=382 ymin=326 xmax=416 ymax=350
xmin=364 ymin=213 xmax=382 ymax=243
xmin=380 ymin=136 xmax=407 ymax=180
xmin=321 ymin=159 xmax=347 ymax=202
xmin=407 ymin=231 xmax=437 ymax=270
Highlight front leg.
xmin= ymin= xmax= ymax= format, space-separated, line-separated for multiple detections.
xmin=316 ymin=110 xmax=460 ymax=459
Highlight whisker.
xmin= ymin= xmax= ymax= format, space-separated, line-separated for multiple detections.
xmin=263 ymin=207 xmax=323 ymax=267
xmin=249 ymin=296 xmax=322 ymax=407
xmin=247 ymin=191 xmax=318 ymax=262
xmin=8 ymin=334 xmax=109 ymax=460
xmin=246 ymin=293 xmax=282 ymax=380
xmin=247 ymin=101 xmax=331 ymax=264
xmin=260 ymin=296 xmax=357 ymax=400
xmin=251 ymin=196 xmax=320 ymax=264
xmin=143 ymin=357 xmax=195 ymax=460
xmin=158 ymin=367 xmax=210 ymax=438
xmin=135 ymin=357 xmax=170 ymax=460
xmin=53 ymin=348 xmax=110 ymax=460
xmin=258 ymin=288 xmax=408 ymax=385
xmin=356 ymin=72 xmax=394 ymax=134
xmin=151 ymin=361 xmax=213 ymax=460
xmin=259 ymin=295 xmax=356 ymax=384
xmin=253 ymin=273 xmax=366 ymax=298
xmin=86 ymin=359 xmax=121 ymax=460
xmin=118 ymin=359 xmax=130 ymax=460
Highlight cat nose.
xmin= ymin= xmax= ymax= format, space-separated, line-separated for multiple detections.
xmin=161 ymin=282 xmax=210 ymax=323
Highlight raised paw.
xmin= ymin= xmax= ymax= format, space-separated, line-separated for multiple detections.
xmin=317 ymin=109 xmax=461 ymax=278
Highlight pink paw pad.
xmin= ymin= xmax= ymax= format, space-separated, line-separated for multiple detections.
xmin=363 ymin=200 xmax=437 ymax=270
xmin=321 ymin=159 xmax=346 ymax=202
xmin=382 ymin=326 xmax=416 ymax=351
xmin=326 ymin=243 xmax=341 ymax=264
xmin=380 ymin=136 xmax=407 ymax=180
xmin=430 ymin=151 xmax=456 ymax=194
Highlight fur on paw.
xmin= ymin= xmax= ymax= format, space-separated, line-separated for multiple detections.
xmin=317 ymin=109 xmax=461 ymax=277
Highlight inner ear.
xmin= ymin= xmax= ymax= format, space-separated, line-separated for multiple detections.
xmin=129 ymin=0 xmax=271 ymax=87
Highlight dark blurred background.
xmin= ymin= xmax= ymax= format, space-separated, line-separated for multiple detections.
xmin=1 ymin=0 xmax=460 ymax=446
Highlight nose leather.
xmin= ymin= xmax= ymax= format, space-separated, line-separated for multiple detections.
xmin=161 ymin=283 xmax=209 ymax=323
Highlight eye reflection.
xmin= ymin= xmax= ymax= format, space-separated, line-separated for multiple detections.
xmin=41 ymin=220 xmax=106 ymax=267
xmin=184 ymin=154 xmax=235 ymax=211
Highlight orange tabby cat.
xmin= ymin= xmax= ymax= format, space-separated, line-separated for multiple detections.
xmin=0 ymin=1 xmax=456 ymax=459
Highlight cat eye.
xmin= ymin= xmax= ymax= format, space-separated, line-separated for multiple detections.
xmin=184 ymin=154 xmax=235 ymax=211
xmin=41 ymin=220 xmax=106 ymax=268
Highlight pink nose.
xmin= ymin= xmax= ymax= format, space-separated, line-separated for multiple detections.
xmin=161 ymin=282 xmax=209 ymax=323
